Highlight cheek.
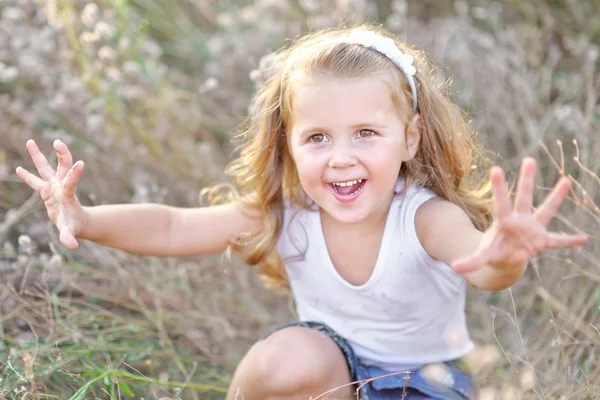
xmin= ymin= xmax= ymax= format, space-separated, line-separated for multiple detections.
xmin=365 ymin=139 xmax=405 ymax=163
xmin=364 ymin=141 xmax=405 ymax=177
xmin=290 ymin=147 xmax=322 ymax=180
xmin=296 ymin=158 xmax=321 ymax=181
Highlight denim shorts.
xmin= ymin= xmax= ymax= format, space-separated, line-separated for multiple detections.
xmin=266 ymin=321 xmax=475 ymax=400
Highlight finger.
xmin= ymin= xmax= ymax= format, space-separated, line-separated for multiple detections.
xmin=54 ymin=139 xmax=74 ymax=181
xmin=62 ymin=160 xmax=84 ymax=197
xmin=26 ymin=139 xmax=56 ymax=180
xmin=452 ymin=251 xmax=489 ymax=274
xmin=535 ymin=177 xmax=571 ymax=226
xmin=490 ymin=167 xmax=511 ymax=219
xmin=545 ymin=232 xmax=589 ymax=249
xmin=59 ymin=225 xmax=79 ymax=250
xmin=514 ymin=157 xmax=536 ymax=213
xmin=15 ymin=166 xmax=46 ymax=192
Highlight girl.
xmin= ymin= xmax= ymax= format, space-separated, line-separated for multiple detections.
xmin=16 ymin=26 xmax=587 ymax=400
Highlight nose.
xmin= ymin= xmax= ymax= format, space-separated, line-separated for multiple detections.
xmin=328 ymin=139 xmax=357 ymax=169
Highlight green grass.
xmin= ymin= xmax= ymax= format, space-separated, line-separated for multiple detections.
xmin=1 ymin=0 xmax=599 ymax=398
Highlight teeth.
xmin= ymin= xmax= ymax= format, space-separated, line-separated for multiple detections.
xmin=333 ymin=179 xmax=362 ymax=187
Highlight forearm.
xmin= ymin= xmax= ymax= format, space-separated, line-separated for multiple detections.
xmin=465 ymin=262 xmax=527 ymax=291
xmin=79 ymin=203 xmax=175 ymax=256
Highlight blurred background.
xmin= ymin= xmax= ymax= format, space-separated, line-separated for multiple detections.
xmin=0 ymin=0 xmax=599 ymax=398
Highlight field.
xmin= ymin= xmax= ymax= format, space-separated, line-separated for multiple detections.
xmin=1 ymin=0 xmax=599 ymax=398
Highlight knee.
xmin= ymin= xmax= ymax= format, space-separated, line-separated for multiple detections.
xmin=248 ymin=327 xmax=350 ymax=395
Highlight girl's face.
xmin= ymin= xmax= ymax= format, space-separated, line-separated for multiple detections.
xmin=288 ymin=75 xmax=420 ymax=225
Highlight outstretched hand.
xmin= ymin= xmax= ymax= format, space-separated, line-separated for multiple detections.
xmin=452 ymin=157 xmax=588 ymax=274
xmin=16 ymin=139 xmax=87 ymax=250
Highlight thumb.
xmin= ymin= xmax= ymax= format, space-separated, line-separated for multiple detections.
xmin=452 ymin=252 xmax=488 ymax=274
xmin=59 ymin=224 xmax=79 ymax=250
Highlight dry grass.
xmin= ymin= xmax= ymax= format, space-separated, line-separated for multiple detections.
xmin=0 ymin=0 xmax=598 ymax=398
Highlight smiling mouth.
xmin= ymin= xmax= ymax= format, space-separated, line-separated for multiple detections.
xmin=330 ymin=179 xmax=366 ymax=196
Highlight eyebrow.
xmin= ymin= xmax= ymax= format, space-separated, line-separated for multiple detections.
xmin=351 ymin=122 xmax=387 ymax=130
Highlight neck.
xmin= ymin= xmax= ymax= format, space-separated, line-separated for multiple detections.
xmin=319 ymin=191 xmax=394 ymax=234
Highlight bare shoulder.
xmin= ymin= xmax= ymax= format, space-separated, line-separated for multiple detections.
xmin=415 ymin=196 xmax=469 ymax=229
xmin=414 ymin=196 xmax=481 ymax=265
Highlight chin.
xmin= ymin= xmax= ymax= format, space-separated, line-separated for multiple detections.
xmin=321 ymin=205 xmax=372 ymax=225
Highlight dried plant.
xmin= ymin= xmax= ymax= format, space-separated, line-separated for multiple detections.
xmin=0 ymin=0 xmax=598 ymax=398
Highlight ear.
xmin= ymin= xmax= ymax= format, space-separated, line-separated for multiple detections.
xmin=403 ymin=114 xmax=421 ymax=161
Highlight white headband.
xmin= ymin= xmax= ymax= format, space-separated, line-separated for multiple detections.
xmin=343 ymin=31 xmax=418 ymax=113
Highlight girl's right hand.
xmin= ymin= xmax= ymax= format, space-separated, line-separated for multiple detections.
xmin=16 ymin=139 xmax=87 ymax=250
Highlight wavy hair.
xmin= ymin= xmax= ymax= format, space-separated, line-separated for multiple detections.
xmin=210 ymin=25 xmax=493 ymax=287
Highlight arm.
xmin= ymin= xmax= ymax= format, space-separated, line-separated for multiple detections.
xmin=79 ymin=201 xmax=262 ymax=257
xmin=16 ymin=139 xmax=262 ymax=257
xmin=416 ymin=158 xmax=588 ymax=291
xmin=416 ymin=198 xmax=525 ymax=291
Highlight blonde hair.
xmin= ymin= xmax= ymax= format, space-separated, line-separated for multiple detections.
xmin=212 ymin=25 xmax=493 ymax=288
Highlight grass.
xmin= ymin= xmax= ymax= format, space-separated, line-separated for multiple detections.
xmin=1 ymin=0 xmax=599 ymax=398
xmin=0 ymin=242 xmax=277 ymax=398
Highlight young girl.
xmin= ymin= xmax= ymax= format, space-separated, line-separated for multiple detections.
xmin=16 ymin=26 xmax=587 ymax=400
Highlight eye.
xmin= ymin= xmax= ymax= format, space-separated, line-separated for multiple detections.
xmin=356 ymin=129 xmax=375 ymax=138
xmin=309 ymin=133 xmax=329 ymax=143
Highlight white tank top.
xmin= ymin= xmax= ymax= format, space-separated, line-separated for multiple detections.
xmin=276 ymin=179 xmax=474 ymax=371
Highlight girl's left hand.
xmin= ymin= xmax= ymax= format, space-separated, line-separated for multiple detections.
xmin=452 ymin=157 xmax=589 ymax=274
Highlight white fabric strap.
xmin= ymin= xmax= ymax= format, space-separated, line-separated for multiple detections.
xmin=344 ymin=31 xmax=418 ymax=113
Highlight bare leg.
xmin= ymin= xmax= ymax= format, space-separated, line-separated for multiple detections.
xmin=227 ymin=327 xmax=354 ymax=400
